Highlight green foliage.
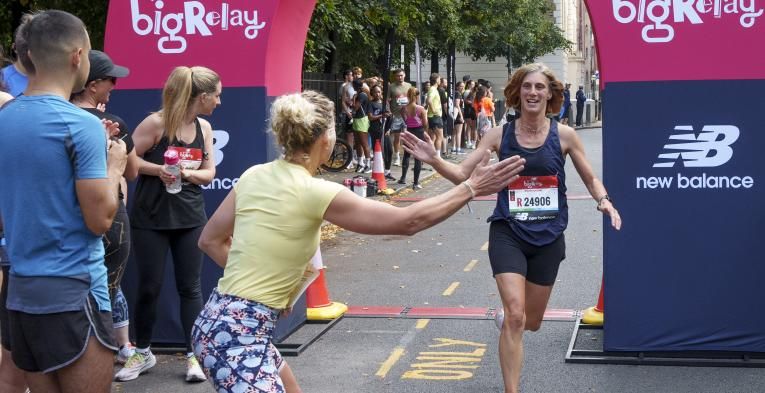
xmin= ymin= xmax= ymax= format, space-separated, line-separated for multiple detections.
xmin=0 ymin=0 xmax=108 ymax=62
xmin=304 ymin=0 xmax=570 ymax=75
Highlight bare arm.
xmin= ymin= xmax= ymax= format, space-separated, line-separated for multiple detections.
xmin=417 ymin=105 xmax=429 ymax=131
xmin=324 ymin=150 xmax=524 ymax=235
xmin=124 ymin=148 xmax=139 ymax=181
xmin=560 ymin=125 xmax=621 ymax=230
xmin=76 ymin=139 xmax=128 ymax=235
xmin=182 ymin=118 xmax=216 ymax=186
xmin=198 ymin=190 xmax=235 ymax=268
xmin=401 ymin=124 xmax=504 ymax=184
xmin=133 ymin=113 xmax=165 ymax=178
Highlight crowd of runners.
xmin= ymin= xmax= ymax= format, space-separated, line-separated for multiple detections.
xmin=0 ymin=9 xmax=619 ymax=393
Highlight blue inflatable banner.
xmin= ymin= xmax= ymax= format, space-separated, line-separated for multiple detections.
xmin=586 ymin=0 xmax=765 ymax=353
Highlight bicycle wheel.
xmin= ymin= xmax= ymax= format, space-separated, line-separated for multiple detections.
xmin=321 ymin=138 xmax=353 ymax=172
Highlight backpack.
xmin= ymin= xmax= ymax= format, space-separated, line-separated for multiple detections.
xmin=477 ymin=106 xmax=491 ymax=136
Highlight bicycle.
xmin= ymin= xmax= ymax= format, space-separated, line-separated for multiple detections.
xmin=320 ymin=133 xmax=353 ymax=172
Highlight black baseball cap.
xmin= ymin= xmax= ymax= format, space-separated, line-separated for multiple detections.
xmin=87 ymin=50 xmax=129 ymax=84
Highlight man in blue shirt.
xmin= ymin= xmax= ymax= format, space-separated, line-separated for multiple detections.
xmin=1 ymin=14 xmax=35 ymax=97
xmin=0 ymin=10 xmax=126 ymax=392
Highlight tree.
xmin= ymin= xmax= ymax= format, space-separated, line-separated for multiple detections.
xmin=460 ymin=0 xmax=570 ymax=67
xmin=303 ymin=0 xmax=570 ymax=78
xmin=1 ymin=0 xmax=108 ymax=61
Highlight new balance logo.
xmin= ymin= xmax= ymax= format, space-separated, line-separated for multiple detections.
xmin=653 ymin=125 xmax=739 ymax=168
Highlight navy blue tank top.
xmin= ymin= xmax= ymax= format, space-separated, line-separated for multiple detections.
xmin=488 ymin=120 xmax=568 ymax=246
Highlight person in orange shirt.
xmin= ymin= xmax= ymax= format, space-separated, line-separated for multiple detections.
xmin=474 ymin=85 xmax=495 ymax=142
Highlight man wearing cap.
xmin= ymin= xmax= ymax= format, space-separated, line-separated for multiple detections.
xmin=0 ymin=10 xmax=127 ymax=392
xmin=71 ymin=49 xmax=139 ymax=369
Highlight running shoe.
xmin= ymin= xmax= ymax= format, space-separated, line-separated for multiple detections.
xmin=385 ymin=173 xmax=396 ymax=180
xmin=397 ymin=179 xmax=406 ymax=185
xmin=116 ymin=344 xmax=135 ymax=365
xmin=412 ymin=183 xmax=423 ymax=190
xmin=363 ymin=165 xmax=372 ymax=174
xmin=114 ymin=350 xmax=156 ymax=381
xmin=186 ymin=356 xmax=207 ymax=382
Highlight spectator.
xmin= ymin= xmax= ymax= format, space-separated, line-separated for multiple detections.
xmin=1 ymin=14 xmax=35 ymax=96
xmin=115 ymin=66 xmax=220 ymax=383
xmin=192 ymin=90 xmax=523 ymax=392
xmin=452 ymin=81 xmax=465 ymax=154
xmin=339 ymin=69 xmax=356 ymax=169
xmin=386 ymin=68 xmax=411 ymax=166
xmin=559 ymin=83 xmax=572 ymax=125
xmin=398 ymin=87 xmax=429 ymax=189
xmin=350 ymin=78 xmax=371 ymax=173
xmin=463 ymin=80 xmax=477 ymax=149
xmin=0 ymin=42 xmax=26 ymax=393
xmin=439 ymin=77 xmax=450 ymax=156
xmin=0 ymin=10 xmax=127 ymax=392
xmin=70 ymin=49 xmax=139 ymax=368
xmin=575 ymin=85 xmax=586 ymax=127
xmin=367 ymin=84 xmax=394 ymax=180
xmin=426 ymin=73 xmax=444 ymax=156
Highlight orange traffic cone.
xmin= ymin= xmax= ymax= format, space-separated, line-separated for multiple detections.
xmin=371 ymin=139 xmax=394 ymax=195
xmin=582 ymin=277 xmax=604 ymax=326
xmin=305 ymin=249 xmax=347 ymax=320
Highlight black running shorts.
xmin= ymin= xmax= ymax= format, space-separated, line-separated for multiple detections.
xmin=488 ymin=221 xmax=566 ymax=286
xmin=0 ymin=265 xmax=10 ymax=349
xmin=9 ymin=294 xmax=116 ymax=373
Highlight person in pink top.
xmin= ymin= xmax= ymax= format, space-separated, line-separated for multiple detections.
xmin=397 ymin=87 xmax=429 ymax=189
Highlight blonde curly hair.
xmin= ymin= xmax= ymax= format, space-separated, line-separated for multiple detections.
xmin=270 ymin=91 xmax=335 ymax=159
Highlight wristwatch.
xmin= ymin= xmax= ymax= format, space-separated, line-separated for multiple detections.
xmin=596 ymin=195 xmax=612 ymax=211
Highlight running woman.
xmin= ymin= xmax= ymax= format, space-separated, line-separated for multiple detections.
xmin=401 ymin=63 xmax=621 ymax=393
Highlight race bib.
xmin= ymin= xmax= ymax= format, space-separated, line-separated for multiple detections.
xmin=167 ymin=146 xmax=203 ymax=170
xmin=396 ymin=95 xmax=409 ymax=106
xmin=508 ymin=175 xmax=559 ymax=222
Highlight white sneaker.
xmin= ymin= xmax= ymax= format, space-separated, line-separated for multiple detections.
xmin=393 ymin=153 xmax=401 ymax=166
xmin=115 ymin=350 xmax=156 ymax=381
xmin=116 ymin=344 xmax=135 ymax=365
xmin=186 ymin=356 xmax=207 ymax=382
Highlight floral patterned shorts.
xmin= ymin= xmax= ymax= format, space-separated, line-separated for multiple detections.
xmin=192 ymin=288 xmax=284 ymax=393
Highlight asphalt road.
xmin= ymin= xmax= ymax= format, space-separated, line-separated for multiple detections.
xmin=113 ymin=128 xmax=765 ymax=393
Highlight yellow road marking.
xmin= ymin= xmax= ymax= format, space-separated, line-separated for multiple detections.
xmin=376 ymin=347 xmax=405 ymax=378
xmin=416 ymin=319 xmax=430 ymax=329
xmin=442 ymin=282 xmax=460 ymax=296
xmin=480 ymin=241 xmax=488 ymax=251
xmin=463 ymin=259 xmax=478 ymax=272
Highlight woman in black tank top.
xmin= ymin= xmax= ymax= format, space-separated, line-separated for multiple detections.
xmin=400 ymin=63 xmax=621 ymax=393
xmin=117 ymin=66 xmax=220 ymax=383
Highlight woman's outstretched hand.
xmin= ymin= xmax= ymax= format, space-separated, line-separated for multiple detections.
xmin=401 ymin=131 xmax=438 ymax=164
xmin=467 ymin=150 xmax=525 ymax=197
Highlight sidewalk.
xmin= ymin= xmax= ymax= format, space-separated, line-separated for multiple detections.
xmin=316 ymin=149 xmax=469 ymax=196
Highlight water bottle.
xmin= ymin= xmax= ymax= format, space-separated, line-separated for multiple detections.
xmin=163 ymin=149 xmax=182 ymax=194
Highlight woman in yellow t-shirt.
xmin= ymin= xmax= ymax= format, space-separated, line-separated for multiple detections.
xmin=191 ymin=91 xmax=525 ymax=393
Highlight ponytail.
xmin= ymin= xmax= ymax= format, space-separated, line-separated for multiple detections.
xmin=159 ymin=66 xmax=220 ymax=143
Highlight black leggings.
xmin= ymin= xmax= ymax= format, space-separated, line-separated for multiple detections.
xmin=400 ymin=126 xmax=425 ymax=184
xmin=369 ymin=125 xmax=393 ymax=170
xmin=103 ymin=201 xmax=130 ymax=299
xmin=132 ymin=226 xmax=204 ymax=352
